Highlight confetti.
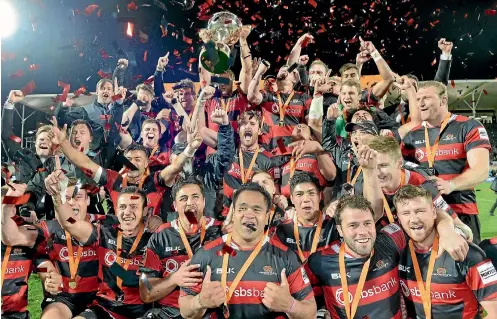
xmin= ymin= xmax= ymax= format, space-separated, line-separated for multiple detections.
xmin=127 ymin=22 xmax=134 ymax=37
xmin=431 ymin=58 xmax=437 ymax=66
xmin=127 ymin=1 xmax=138 ymax=11
xmin=28 ymin=64 xmax=40 ymax=71
xmin=450 ymin=80 xmax=455 ymax=88
xmin=484 ymin=9 xmax=496 ymax=16
xmin=9 ymin=135 xmax=22 ymax=144
xmin=9 ymin=70 xmax=24 ymax=78
xmin=483 ymin=89 xmax=488 ymax=95
xmin=3 ymin=194 xmax=31 ymax=205
xmin=66 ymin=217 xmax=77 ymax=224
xmin=308 ymin=0 xmax=317 ymax=8
xmin=84 ymin=4 xmax=99 ymax=15
xmin=143 ymin=50 xmax=148 ymax=62
xmin=111 ymin=94 xmax=123 ymax=101
xmin=97 ymin=70 xmax=112 ymax=78
xmin=21 ymin=81 xmax=36 ymax=95
xmin=100 ymin=49 xmax=110 ymax=59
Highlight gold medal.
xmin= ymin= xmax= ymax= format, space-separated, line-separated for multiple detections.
xmin=278 ymin=120 xmax=285 ymax=126
xmin=68 ymin=279 xmax=77 ymax=289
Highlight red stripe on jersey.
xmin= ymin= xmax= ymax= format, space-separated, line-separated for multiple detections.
xmin=463 ymin=125 xmax=491 ymax=150
xmin=449 ymin=202 xmax=479 ymax=215
xmin=380 ymin=224 xmax=407 ymax=253
xmin=287 ymin=266 xmax=311 ymax=296
xmin=1 ymin=285 xmax=28 ymax=313
xmin=466 ymin=260 xmax=497 ymax=292
xmin=402 ymin=279 xmax=476 ymax=305
xmin=143 ymin=247 xmax=162 ymax=272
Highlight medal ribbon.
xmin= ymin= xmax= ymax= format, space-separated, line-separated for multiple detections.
xmin=289 ymin=155 xmax=302 ymax=179
xmin=220 ymin=97 xmax=231 ymax=112
xmin=65 ymin=231 xmax=83 ymax=286
xmin=424 ymin=113 xmax=451 ymax=169
xmin=116 ymin=224 xmax=145 ymax=289
xmin=221 ymin=233 xmax=266 ymax=308
xmin=149 ymin=145 xmax=160 ymax=159
xmin=382 ymin=170 xmax=406 ymax=223
xmin=346 ymin=157 xmax=362 ymax=186
xmin=177 ymin=217 xmax=207 ymax=258
xmin=276 ymin=91 xmax=295 ymax=124
xmin=339 ymin=243 xmax=373 ymax=319
xmin=409 ymin=234 xmax=439 ymax=319
xmin=293 ymin=212 xmax=323 ymax=262
xmin=122 ymin=168 xmax=149 ymax=190
xmin=239 ymin=147 xmax=260 ymax=184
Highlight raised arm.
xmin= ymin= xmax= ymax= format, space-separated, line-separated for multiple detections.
xmin=308 ymin=74 xmax=333 ymax=142
xmin=358 ymin=145 xmax=384 ymax=222
xmin=238 ymin=25 xmax=253 ymax=94
xmin=46 ymin=159 xmax=93 ymax=244
xmin=434 ymin=38 xmax=453 ymax=85
xmin=247 ymin=61 xmax=270 ymax=105
xmin=113 ymin=59 xmax=129 ymax=88
xmin=1 ymin=90 xmax=25 ymax=158
xmin=190 ymin=87 xmax=217 ymax=148
xmin=288 ymin=34 xmax=313 ymax=67
xmin=155 ymin=53 xmax=169 ymax=96
xmin=159 ymin=121 xmax=203 ymax=184
xmin=359 ymin=37 xmax=394 ymax=98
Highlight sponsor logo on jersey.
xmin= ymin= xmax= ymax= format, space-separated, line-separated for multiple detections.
xmin=478 ymin=127 xmax=489 ymax=139
xmin=272 ymin=103 xmax=279 ymax=114
xmin=286 ymin=238 xmax=297 ymax=244
xmin=335 ymin=277 xmax=397 ymax=306
xmin=104 ymin=251 xmax=117 ymax=266
xmin=5 ymin=265 xmax=25 ymax=275
xmin=331 ymin=272 xmax=351 ymax=280
xmin=59 ymin=246 xmax=96 ymax=261
xmin=301 ymin=267 xmax=310 ymax=284
xmin=415 ymin=149 xmax=425 ymax=161
xmin=232 ymin=287 xmax=265 ymax=298
xmin=164 ymin=246 xmax=181 ymax=252
xmin=164 ymin=259 xmax=187 ymax=273
xmin=11 ymin=248 xmax=24 ymax=256
xmin=414 ymin=140 xmax=425 ymax=145
xmin=259 ymin=265 xmax=277 ymax=276
xmin=216 ymin=267 xmax=236 ymax=274
xmin=443 ymin=134 xmax=456 ymax=141
xmin=373 ymin=260 xmax=389 ymax=272
xmin=399 ymin=265 xmax=410 ymax=273
xmin=400 ymin=280 xmax=456 ymax=300
xmin=382 ymin=223 xmax=402 ymax=235
xmin=415 ymin=148 xmax=460 ymax=161
xmin=433 ymin=267 xmax=451 ymax=277
xmin=477 ymin=261 xmax=497 ymax=285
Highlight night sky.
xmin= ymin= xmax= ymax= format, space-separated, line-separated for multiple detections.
xmin=1 ymin=0 xmax=496 ymax=99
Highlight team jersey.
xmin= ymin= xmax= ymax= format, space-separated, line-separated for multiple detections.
xmin=97 ymin=169 xmax=172 ymax=217
xmin=401 ymin=114 xmax=492 ymax=215
xmin=399 ymin=241 xmax=497 ymax=319
xmin=204 ymin=89 xmax=251 ymax=156
xmin=307 ymin=223 xmax=407 ymax=319
xmin=329 ymin=142 xmax=364 ymax=200
xmin=377 ymin=163 xmax=456 ymax=231
xmin=180 ymin=234 xmax=314 ymax=319
xmin=36 ymin=219 xmax=99 ymax=294
xmin=259 ymin=91 xmax=309 ymax=155
xmin=141 ymin=218 xmax=222 ymax=318
xmin=480 ymin=237 xmax=497 ymax=269
xmin=280 ymin=153 xmax=329 ymax=198
xmin=83 ymin=223 xmax=153 ymax=319
xmin=1 ymin=230 xmax=45 ymax=316
xmin=222 ymin=148 xmax=276 ymax=215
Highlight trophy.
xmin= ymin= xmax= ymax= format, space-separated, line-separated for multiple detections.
xmin=199 ymin=11 xmax=242 ymax=74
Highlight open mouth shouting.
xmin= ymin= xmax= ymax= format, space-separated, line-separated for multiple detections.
xmin=72 ymin=208 xmax=80 ymax=216
xmin=243 ymin=130 xmax=253 ymax=142
xmin=242 ymin=219 xmax=257 ymax=232
xmin=38 ymin=143 xmax=49 ymax=150
xmin=147 ymin=133 xmax=155 ymax=141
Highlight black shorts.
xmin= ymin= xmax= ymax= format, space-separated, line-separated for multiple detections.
xmin=1 ymin=312 xmax=29 ymax=319
xmin=457 ymin=213 xmax=481 ymax=244
xmin=138 ymin=307 xmax=182 ymax=319
xmin=77 ymin=305 xmax=115 ymax=319
xmin=41 ymin=291 xmax=97 ymax=316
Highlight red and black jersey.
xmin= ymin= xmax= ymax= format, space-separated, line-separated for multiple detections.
xmin=36 ymin=220 xmax=99 ymax=294
xmin=376 ymin=163 xmax=456 ymax=231
xmin=280 ymin=154 xmax=329 ymax=198
xmin=141 ymin=218 xmax=222 ymax=316
xmin=180 ymin=234 xmax=314 ymax=318
xmin=222 ymin=148 xmax=275 ymax=215
xmin=480 ymin=237 xmax=497 ymax=269
xmin=360 ymin=87 xmax=380 ymax=108
xmin=84 ymin=223 xmax=153 ymax=319
xmin=204 ymin=89 xmax=251 ymax=156
xmin=399 ymin=242 xmax=497 ymax=319
xmin=307 ymin=223 xmax=407 ymax=319
xmin=401 ymin=114 xmax=492 ymax=215
xmin=259 ymin=91 xmax=309 ymax=155
xmin=97 ymin=169 xmax=172 ymax=217
xmin=147 ymin=147 xmax=170 ymax=173
xmin=1 ymin=230 xmax=45 ymax=315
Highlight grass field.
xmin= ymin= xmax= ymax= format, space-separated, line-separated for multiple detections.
xmin=25 ymin=182 xmax=497 ymax=318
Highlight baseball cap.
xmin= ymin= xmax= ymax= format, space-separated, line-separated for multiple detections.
xmin=345 ymin=120 xmax=379 ymax=136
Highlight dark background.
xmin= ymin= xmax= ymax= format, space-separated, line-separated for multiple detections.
xmin=1 ymin=0 xmax=496 ymax=98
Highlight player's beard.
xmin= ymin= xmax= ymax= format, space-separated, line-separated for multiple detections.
xmin=344 ymin=235 xmax=375 ymax=257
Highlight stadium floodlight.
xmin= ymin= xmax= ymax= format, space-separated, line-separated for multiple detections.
xmin=0 ymin=1 xmax=18 ymax=39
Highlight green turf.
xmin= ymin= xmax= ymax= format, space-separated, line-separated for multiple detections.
xmin=25 ymin=182 xmax=497 ymax=318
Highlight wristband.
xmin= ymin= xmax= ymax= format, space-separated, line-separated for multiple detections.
xmin=243 ymin=54 xmax=251 ymax=59
xmin=287 ymin=297 xmax=296 ymax=313
xmin=4 ymin=101 xmax=15 ymax=109
xmin=184 ymin=145 xmax=196 ymax=158
xmin=371 ymin=50 xmax=382 ymax=62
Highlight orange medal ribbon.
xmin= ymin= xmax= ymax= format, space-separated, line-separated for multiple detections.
xmin=1 ymin=246 xmax=12 ymax=288
xmin=65 ymin=231 xmax=84 ymax=289
xmin=276 ymin=91 xmax=295 ymax=125
xmin=424 ymin=113 xmax=451 ymax=169
xmin=177 ymin=217 xmax=207 ymax=258
xmin=293 ymin=212 xmax=323 ymax=262
xmin=346 ymin=159 xmax=362 ymax=186
xmin=122 ymin=168 xmax=149 ymax=190
xmin=382 ymin=170 xmax=406 ymax=223
xmin=239 ymin=147 xmax=260 ymax=184
xmin=289 ymin=155 xmax=302 ymax=179
xmin=116 ymin=224 xmax=145 ymax=289
xmin=339 ymin=243 xmax=374 ymax=319
xmin=409 ymin=234 xmax=439 ymax=319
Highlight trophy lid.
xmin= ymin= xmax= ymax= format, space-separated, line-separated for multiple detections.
xmin=207 ymin=11 xmax=242 ymax=43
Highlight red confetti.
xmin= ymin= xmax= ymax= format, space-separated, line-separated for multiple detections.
xmin=9 ymin=70 xmax=24 ymax=79
xmin=407 ymin=18 xmax=415 ymax=26
xmin=84 ymin=4 xmax=99 ymax=15
xmin=308 ymin=0 xmax=317 ymax=8
xmin=483 ymin=89 xmax=488 ymax=95
xmin=111 ymin=94 xmax=123 ymax=102
xmin=485 ymin=9 xmax=496 ymax=16
xmin=132 ymin=75 xmax=143 ymax=81
xmin=57 ymin=81 xmax=71 ymax=102
xmin=183 ymin=35 xmax=193 ymax=44
xmin=2 ymin=194 xmax=31 ymax=205
xmin=1 ymin=52 xmax=16 ymax=61
xmin=97 ymin=70 xmax=112 ymax=78
xmin=143 ymin=50 xmax=148 ymax=62
xmin=21 ymin=81 xmax=36 ymax=95
xmin=130 ymin=195 xmax=140 ymax=200
xmin=37 ymin=267 xmax=48 ymax=272
xmin=143 ymin=77 xmax=154 ymax=85
xmin=81 ymin=168 xmax=93 ymax=177
xmin=450 ymin=80 xmax=455 ymax=88
xmin=9 ymin=135 xmax=22 ymax=144
xmin=29 ymin=64 xmax=40 ymax=71
xmin=100 ymin=49 xmax=110 ymax=59
xmin=97 ymin=9 xmax=102 ymax=17
xmin=66 ymin=217 xmax=77 ymax=224
xmin=431 ymin=58 xmax=437 ymax=66
xmin=464 ymin=13 xmax=468 ymax=18
xmin=73 ymin=86 xmax=87 ymax=97
xmin=160 ymin=25 xmax=168 ymax=37
xmin=127 ymin=22 xmax=134 ymax=37
xmin=127 ymin=1 xmax=138 ymax=10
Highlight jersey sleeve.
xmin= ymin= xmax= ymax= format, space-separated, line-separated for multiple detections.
xmin=83 ymin=223 xmax=101 ymax=247
xmin=141 ymin=232 xmax=164 ymax=278
xmin=361 ymin=88 xmax=379 ymax=107
xmin=180 ymin=248 xmax=211 ymax=297
xmin=463 ymin=119 xmax=492 ymax=153
xmin=306 ymin=250 xmax=324 ymax=299
xmin=98 ymin=168 xmax=120 ymax=190
xmin=421 ymin=180 xmax=457 ymax=218
xmin=480 ymin=238 xmax=497 ymax=269
xmin=260 ymin=91 xmax=276 ymax=104
xmin=378 ymin=223 xmax=408 ymax=256
xmin=285 ymin=249 xmax=314 ymax=301
xmin=465 ymin=245 xmax=497 ymax=302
